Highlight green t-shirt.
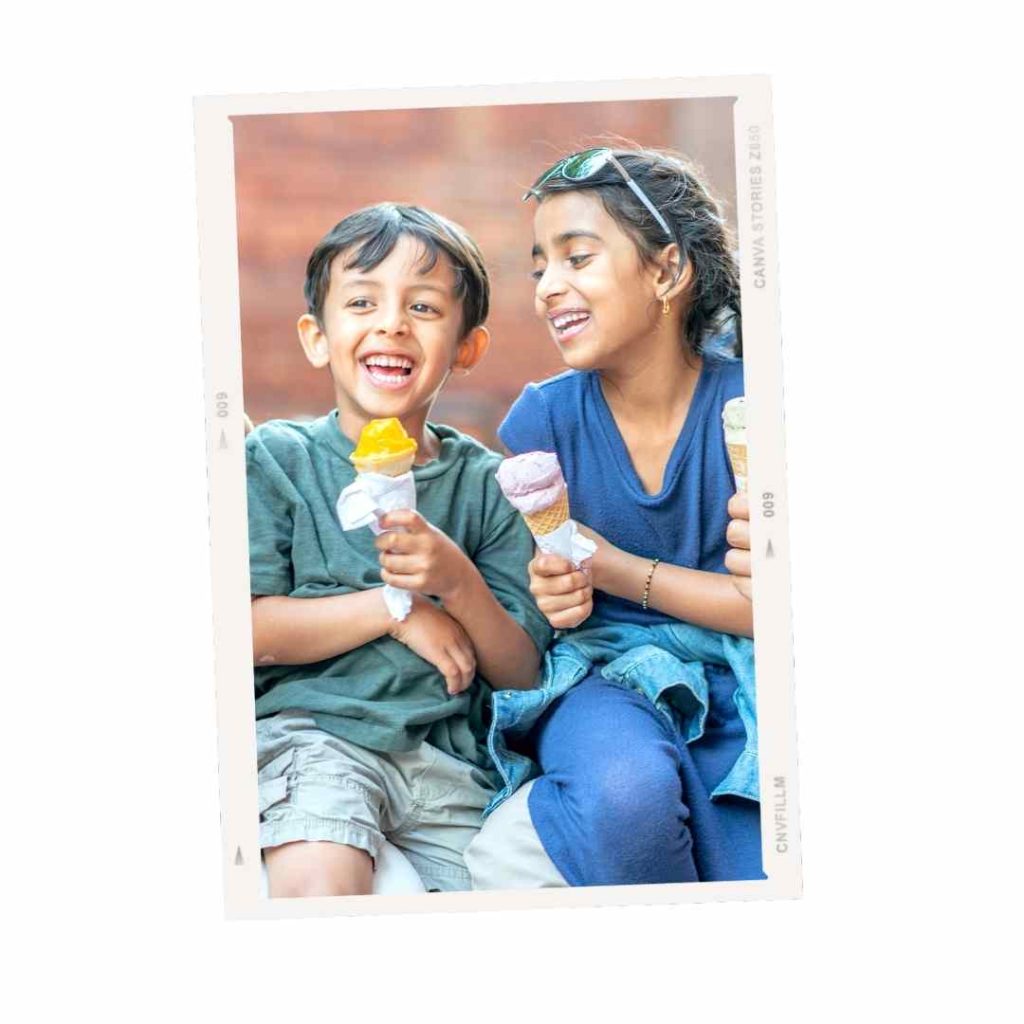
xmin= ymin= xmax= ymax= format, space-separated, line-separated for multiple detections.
xmin=246 ymin=411 xmax=551 ymax=774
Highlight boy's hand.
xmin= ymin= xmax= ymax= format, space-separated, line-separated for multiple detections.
xmin=376 ymin=509 xmax=475 ymax=601
xmin=529 ymin=552 xmax=593 ymax=631
xmin=725 ymin=492 xmax=752 ymax=601
xmin=388 ymin=594 xmax=477 ymax=695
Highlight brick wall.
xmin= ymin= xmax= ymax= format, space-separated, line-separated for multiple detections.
xmin=234 ymin=96 xmax=738 ymax=445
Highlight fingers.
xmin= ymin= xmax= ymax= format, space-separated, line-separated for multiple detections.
xmin=538 ymin=586 xmax=591 ymax=618
xmin=727 ymin=492 xmax=750 ymax=520
xmin=724 ymin=546 xmax=751 ymax=578
xmin=379 ymin=567 xmax=423 ymax=592
xmin=444 ymin=641 xmax=477 ymax=695
xmin=732 ymin=576 xmax=753 ymax=601
xmin=374 ymin=530 xmax=416 ymax=555
xmin=378 ymin=552 xmax=423 ymax=577
xmin=379 ymin=508 xmax=425 ymax=532
xmin=545 ymin=598 xmax=593 ymax=631
xmin=529 ymin=567 xmax=589 ymax=599
xmin=529 ymin=553 xmax=575 ymax=577
xmin=726 ymin=517 xmax=750 ymax=550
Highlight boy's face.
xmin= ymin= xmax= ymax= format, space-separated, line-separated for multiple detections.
xmin=298 ymin=234 xmax=487 ymax=441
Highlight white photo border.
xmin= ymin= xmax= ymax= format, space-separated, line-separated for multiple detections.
xmin=194 ymin=74 xmax=801 ymax=919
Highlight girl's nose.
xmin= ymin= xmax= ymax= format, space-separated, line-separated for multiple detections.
xmin=535 ymin=265 xmax=566 ymax=305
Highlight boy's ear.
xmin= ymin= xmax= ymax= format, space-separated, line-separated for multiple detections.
xmin=452 ymin=325 xmax=490 ymax=374
xmin=297 ymin=314 xmax=330 ymax=369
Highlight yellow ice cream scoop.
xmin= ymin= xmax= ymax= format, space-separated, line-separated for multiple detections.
xmin=351 ymin=418 xmax=418 ymax=476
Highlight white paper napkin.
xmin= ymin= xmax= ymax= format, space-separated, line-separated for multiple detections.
xmin=337 ymin=470 xmax=417 ymax=621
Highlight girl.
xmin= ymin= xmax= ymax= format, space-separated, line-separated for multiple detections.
xmin=465 ymin=147 xmax=761 ymax=888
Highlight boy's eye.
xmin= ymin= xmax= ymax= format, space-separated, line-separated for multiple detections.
xmin=530 ymin=266 xmax=546 ymax=282
xmin=347 ymin=297 xmax=374 ymax=309
xmin=567 ymin=253 xmax=592 ymax=268
xmin=410 ymin=302 xmax=440 ymax=315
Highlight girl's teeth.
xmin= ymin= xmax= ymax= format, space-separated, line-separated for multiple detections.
xmin=555 ymin=313 xmax=588 ymax=330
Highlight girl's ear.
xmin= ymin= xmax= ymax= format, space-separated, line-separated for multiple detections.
xmin=653 ymin=243 xmax=692 ymax=303
xmin=452 ymin=325 xmax=490 ymax=375
xmin=297 ymin=314 xmax=330 ymax=368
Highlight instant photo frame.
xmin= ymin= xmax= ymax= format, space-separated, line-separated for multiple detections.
xmin=195 ymin=75 xmax=801 ymax=919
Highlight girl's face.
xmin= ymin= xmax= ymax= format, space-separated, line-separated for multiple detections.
xmin=530 ymin=190 xmax=664 ymax=372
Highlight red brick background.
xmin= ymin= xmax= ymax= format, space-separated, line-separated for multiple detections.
xmin=234 ymin=97 xmax=738 ymax=445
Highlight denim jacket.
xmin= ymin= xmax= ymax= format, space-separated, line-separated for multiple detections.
xmin=485 ymin=618 xmax=758 ymax=816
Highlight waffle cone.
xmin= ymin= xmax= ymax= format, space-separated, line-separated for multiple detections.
xmin=523 ymin=489 xmax=570 ymax=536
xmin=726 ymin=441 xmax=748 ymax=493
xmin=352 ymin=451 xmax=416 ymax=477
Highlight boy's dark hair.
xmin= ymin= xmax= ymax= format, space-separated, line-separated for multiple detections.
xmin=529 ymin=147 xmax=742 ymax=357
xmin=304 ymin=203 xmax=490 ymax=337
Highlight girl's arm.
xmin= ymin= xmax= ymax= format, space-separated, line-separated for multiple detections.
xmin=591 ymin=537 xmax=753 ymax=638
xmin=529 ymin=507 xmax=754 ymax=638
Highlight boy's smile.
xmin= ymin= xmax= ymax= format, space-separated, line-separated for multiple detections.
xmin=360 ymin=351 xmax=417 ymax=390
xmin=297 ymin=234 xmax=488 ymax=451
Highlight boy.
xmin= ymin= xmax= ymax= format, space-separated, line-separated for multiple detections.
xmin=247 ymin=203 xmax=551 ymax=897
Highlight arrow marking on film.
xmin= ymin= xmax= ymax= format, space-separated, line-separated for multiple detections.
xmin=766 ymin=540 xmax=775 ymax=559
xmin=234 ymin=846 xmax=244 ymax=866
xmin=219 ymin=430 xmax=228 ymax=450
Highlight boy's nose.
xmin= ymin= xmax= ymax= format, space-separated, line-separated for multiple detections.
xmin=375 ymin=306 xmax=409 ymax=335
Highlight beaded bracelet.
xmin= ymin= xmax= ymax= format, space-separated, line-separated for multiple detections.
xmin=641 ymin=557 xmax=661 ymax=611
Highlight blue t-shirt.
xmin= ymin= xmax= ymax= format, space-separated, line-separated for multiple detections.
xmin=498 ymin=356 xmax=745 ymax=628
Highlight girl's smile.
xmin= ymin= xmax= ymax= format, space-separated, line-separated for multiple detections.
xmin=531 ymin=191 xmax=672 ymax=372
xmin=548 ymin=307 xmax=592 ymax=343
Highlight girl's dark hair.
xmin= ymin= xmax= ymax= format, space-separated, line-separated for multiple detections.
xmin=304 ymin=203 xmax=490 ymax=337
xmin=529 ymin=147 xmax=741 ymax=357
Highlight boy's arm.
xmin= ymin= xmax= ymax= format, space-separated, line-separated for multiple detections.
xmin=252 ymin=590 xmax=478 ymax=696
xmin=251 ymin=589 xmax=392 ymax=666
xmin=376 ymin=509 xmax=542 ymax=690
xmin=440 ymin=571 xmax=541 ymax=690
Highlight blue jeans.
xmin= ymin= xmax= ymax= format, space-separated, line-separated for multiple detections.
xmin=527 ymin=671 xmax=764 ymax=886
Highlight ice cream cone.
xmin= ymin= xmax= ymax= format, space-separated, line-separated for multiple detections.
xmin=725 ymin=442 xmax=748 ymax=493
xmin=351 ymin=418 xmax=417 ymax=477
xmin=523 ymin=488 xmax=570 ymax=536
xmin=351 ymin=450 xmax=416 ymax=477
xmin=722 ymin=397 xmax=748 ymax=494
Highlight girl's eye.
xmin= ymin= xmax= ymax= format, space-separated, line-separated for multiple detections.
xmin=568 ymin=253 xmax=592 ymax=268
xmin=530 ymin=266 xmax=546 ymax=282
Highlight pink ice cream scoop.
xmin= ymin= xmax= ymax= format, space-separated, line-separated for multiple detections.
xmin=495 ymin=451 xmax=566 ymax=516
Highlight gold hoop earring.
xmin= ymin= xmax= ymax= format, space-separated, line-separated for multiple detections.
xmin=662 ymin=298 xmax=671 ymax=318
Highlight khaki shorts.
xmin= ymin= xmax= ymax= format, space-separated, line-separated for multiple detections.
xmin=257 ymin=711 xmax=494 ymax=892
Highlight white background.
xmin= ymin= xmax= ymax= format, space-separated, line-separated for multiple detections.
xmin=4 ymin=2 xmax=1020 ymax=1020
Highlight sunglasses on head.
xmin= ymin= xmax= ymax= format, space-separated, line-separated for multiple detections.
xmin=522 ymin=148 xmax=676 ymax=245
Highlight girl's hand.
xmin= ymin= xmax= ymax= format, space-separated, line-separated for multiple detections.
xmin=377 ymin=509 xmax=474 ymax=601
xmin=724 ymin=492 xmax=752 ymax=600
xmin=388 ymin=594 xmax=476 ymax=695
xmin=529 ymin=552 xmax=593 ymax=630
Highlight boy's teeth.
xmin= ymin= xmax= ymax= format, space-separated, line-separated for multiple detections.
xmin=364 ymin=355 xmax=414 ymax=369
